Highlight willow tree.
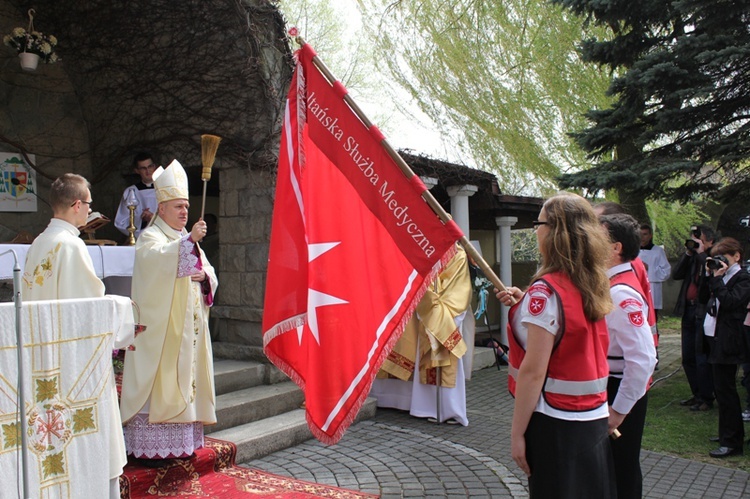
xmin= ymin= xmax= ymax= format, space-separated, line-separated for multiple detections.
xmin=357 ymin=0 xmax=613 ymax=195
xmin=277 ymin=0 xmax=394 ymax=127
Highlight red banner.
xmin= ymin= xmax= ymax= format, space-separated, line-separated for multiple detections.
xmin=262 ymin=43 xmax=463 ymax=444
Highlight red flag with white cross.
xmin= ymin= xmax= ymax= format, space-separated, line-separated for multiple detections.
xmin=262 ymin=42 xmax=463 ymax=444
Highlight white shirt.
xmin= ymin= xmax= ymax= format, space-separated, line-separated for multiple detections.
xmin=638 ymin=244 xmax=671 ymax=310
xmin=606 ymin=263 xmax=657 ymax=415
xmin=511 ymin=282 xmax=609 ymax=421
xmin=114 ymin=183 xmax=158 ymax=238
xmin=703 ymin=262 xmax=741 ymax=337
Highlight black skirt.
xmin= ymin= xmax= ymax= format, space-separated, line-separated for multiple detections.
xmin=525 ymin=411 xmax=616 ymax=499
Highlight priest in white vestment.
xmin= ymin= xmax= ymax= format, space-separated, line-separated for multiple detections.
xmin=372 ymin=244 xmax=473 ymax=425
xmin=21 ymin=173 xmax=132 ymax=498
xmin=120 ymin=159 xmax=218 ymax=465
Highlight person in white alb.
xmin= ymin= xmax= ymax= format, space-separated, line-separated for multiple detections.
xmin=114 ymin=151 xmax=159 ymax=239
xmin=22 ymin=173 xmax=131 ymax=498
xmin=638 ymin=224 xmax=671 ymax=320
xmin=600 ymin=213 xmax=658 ymax=499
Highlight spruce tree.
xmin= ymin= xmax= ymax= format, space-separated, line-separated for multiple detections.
xmin=553 ymin=0 xmax=750 ymax=203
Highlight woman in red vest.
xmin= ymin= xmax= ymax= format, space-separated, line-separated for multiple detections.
xmin=496 ymin=193 xmax=616 ymax=498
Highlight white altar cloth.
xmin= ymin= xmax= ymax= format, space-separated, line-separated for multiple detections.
xmin=0 ymin=296 xmax=133 ymax=498
xmin=0 ymin=243 xmax=135 ymax=280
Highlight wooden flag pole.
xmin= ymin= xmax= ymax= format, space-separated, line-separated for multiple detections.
xmin=295 ymin=36 xmax=510 ymax=297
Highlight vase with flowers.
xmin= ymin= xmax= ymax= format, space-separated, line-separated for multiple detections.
xmin=3 ymin=9 xmax=58 ymax=71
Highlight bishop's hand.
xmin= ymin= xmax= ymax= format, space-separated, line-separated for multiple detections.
xmin=190 ymin=219 xmax=207 ymax=242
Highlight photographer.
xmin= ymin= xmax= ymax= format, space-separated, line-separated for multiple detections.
xmin=672 ymin=225 xmax=716 ymax=411
xmin=700 ymin=237 xmax=750 ymax=457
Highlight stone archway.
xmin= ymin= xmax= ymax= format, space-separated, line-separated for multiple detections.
xmin=1 ymin=0 xmax=293 ymax=347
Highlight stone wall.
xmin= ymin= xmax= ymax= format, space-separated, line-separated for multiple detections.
xmin=0 ymin=1 xmax=93 ymax=240
xmin=1 ymin=0 xmax=294 ymax=352
xmin=212 ymin=167 xmax=275 ymax=346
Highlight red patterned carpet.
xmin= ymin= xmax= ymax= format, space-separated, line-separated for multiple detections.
xmin=119 ymin=437 xmax=379 ymax=498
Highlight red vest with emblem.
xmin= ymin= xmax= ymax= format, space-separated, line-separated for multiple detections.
xmin=609 ymin=266 xmax=654 ymax=388
xmin=507 ymin=272 xmax=609 ymax=412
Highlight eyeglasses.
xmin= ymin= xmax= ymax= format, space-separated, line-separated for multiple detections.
xmin=72 ymin=200 xmax=93 ymax=207
xmin=532 ymin=220 xmax=549 ymax=229
xmin=137 ymin=164 xmax=157 ymax=172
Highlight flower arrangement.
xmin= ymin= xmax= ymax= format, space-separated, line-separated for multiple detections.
xmin=3 ymin=27 xmax=59 ymax=63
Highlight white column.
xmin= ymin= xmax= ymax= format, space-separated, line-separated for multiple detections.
xmin=446 ymin=185 xmax=477 ymax=236
xmin=495 ymin=216 xmax=518 ymax=345
xmin=420 ymin=176 xmax=439 ymax=191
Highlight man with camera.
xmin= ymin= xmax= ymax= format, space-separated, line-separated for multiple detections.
xmin=672 ymin=225 xmax=716 ymax=411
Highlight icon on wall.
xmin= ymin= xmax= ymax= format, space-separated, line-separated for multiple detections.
xmin=0 ymin=153 xmax=37 ymax=212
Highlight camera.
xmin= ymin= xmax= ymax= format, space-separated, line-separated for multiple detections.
xmin=691 ymin=225 xmax=701 ymax=239
xmin=706 ymin=255 xmax=729 ymax=271
xmin=685 ymin=239 xmax=698 ymax=250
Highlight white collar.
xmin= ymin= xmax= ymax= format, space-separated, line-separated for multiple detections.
xmin=49 ymin=217 xmax=80 ymax=237
xmin=606 ymin=261 xmax=633 ymax=278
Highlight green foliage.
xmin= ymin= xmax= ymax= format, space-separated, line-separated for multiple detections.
xmin=277 ymin=0 xmax=393 ymax=127
xmin=553 ymin=0 xmax=750 ymax=203
xmin=645 ymin=359 xmax=750 ymax=472
xmin=646 ymin=200 xmax=709 ymax=260
xmin=357 ymin=0 xmax=612 ymax=195
xmin=511 ymin=229 xmax=540 ymax=262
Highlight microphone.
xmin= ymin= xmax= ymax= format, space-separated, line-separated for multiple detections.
xmin=10 ymin=177 xmax=51 ymax=208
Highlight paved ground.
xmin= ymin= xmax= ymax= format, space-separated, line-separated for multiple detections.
xmin=243 ymin=334 xmax=750 ymax=498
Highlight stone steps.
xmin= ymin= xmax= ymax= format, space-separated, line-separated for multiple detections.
xmin=208 ymin=346 xmax=498 ymax=463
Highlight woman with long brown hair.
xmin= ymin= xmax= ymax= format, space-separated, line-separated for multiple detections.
xmin=497 ymin=193 xmax=615 ymax=498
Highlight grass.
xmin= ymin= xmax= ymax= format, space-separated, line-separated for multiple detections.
xmin=642 ymin=318 xmax=750 ymax=472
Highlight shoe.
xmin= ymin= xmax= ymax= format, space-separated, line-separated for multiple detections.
xmin=742 ymin=409 xmax=750 ymax=422
xmin=709 ymin=446 xmax=743 ymax=458
xmin=709 ymin=436 xmax=720 ymax=442
xmin=680 ymin=397 xmax=697 ymax=406
xmin=136 ymin=458 xmax=171 ymax=468
xmin=690 ymin=402 xmax=713 ymax=411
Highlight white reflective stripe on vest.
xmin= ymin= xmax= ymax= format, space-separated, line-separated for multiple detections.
xmin=508 ymin=366 xmax=607 ymax=396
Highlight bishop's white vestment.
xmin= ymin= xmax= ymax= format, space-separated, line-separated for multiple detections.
xmin=120 ymin=216 xmax=218 ymax=459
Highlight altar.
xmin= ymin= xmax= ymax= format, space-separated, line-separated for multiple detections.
xmin=0 ymin=243 xmax=135 ymax=297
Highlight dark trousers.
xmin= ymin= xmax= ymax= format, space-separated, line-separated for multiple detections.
xmin=681 ymin=304 xmax=714 ymax=403
xmin=712 ymin=363 xmax=745 ymax=449
xmin=741 ymin=362 xmax=750 ymax=409
xmin=525 ymin=412 xmax=616 ymax=499
xmin=608 ymin=377 xmax=648 ymax=499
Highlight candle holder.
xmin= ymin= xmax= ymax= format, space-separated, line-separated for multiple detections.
xmin=125 ymin=190 xmax=139 ymax=246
